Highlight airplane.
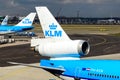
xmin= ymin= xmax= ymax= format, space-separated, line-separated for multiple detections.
xmin=0 ymin=13 xmax=36 ymax=34
xmin=1 ymin=15 xmax=9 ymax=26
xmin=31 ymin=6 xmax=120 ymax=80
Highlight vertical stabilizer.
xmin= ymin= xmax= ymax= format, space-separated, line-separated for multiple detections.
xmin=1 ymin=15 xmax=8 ymax=26
xmin=35 ymin=7 xmax=70 ymax=40
xmin=15 ymin=13 xmax=36 ymax=26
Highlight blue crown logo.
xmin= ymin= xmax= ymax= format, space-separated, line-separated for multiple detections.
xmin=49 ymin=23 xmax=57 ymax=30
xmin=22 ymin=19 xmax=32 ymax=24
xmin=4 ymin=20 xmax=7 ymax=23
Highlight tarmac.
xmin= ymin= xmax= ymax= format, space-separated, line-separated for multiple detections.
xmin=0 ymin=34 xmax=120 ymax=80
xmin=0 ymin=63 xmax=61 ymax=80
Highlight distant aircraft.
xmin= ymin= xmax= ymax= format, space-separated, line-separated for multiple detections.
xmin=1 ymin=15 xmax=9 ymax=26
xmin=32 ymin=6 xmax=120 ymax=80
xmin=0 ymin=13 xmax=36 ymax=34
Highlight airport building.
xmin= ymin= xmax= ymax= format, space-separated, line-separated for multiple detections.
xmin=56 ymin=17 xmax=120 ymax=25
xmin=1 ymin=15 xmax=120 ymax=25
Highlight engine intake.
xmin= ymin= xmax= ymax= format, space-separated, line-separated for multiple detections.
xmin=80 ymin=42 xmax=90 ymax=55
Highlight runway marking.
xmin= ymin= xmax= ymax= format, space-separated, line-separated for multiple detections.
xmin=83 ymin=37 xmax=90 ymax=42
xmin=103 ymin=45 xmax=117 ymax=52
xmin=91 ymin=36 xmax=107 ymax=46
xmin=103 ymin=41 xmax=120 ymax=45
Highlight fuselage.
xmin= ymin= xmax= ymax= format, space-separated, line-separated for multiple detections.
xmin=40 ymin=60 xmax=120 ymax=80
xmin=0 ymin=25 xmax=33 ymax=34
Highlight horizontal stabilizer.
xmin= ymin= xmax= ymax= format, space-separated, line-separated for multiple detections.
xmin=40 ymin=66 xmax=65 ymax=75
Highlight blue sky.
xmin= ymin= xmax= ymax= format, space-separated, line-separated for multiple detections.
xmin=0 ymin=0 xmax=120 ymax=17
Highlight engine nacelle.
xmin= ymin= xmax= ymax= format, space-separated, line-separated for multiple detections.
xmin=31 ymin=37 xmax=56 ymax=52
xmin=38 ymin=40 xmax=90 ymax=58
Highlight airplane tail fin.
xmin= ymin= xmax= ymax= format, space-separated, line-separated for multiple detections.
xmin=15 ymin=13 xmax=36 ymax=27
xmin=35 ymin=6 xmax=70 ymax=40
xmin=1 ymin=15 xmax=8 ymax=26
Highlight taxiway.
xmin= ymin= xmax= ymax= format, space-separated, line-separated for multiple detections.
xmin=0 ymin=34 xmax=120 ymax=80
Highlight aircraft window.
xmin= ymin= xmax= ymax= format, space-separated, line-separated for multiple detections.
xmin=91 ymin=73 xmax=93 ymax=76
xmin=117 ymin=76 xmax=119 ymax=79
xmin=88 ymin=73 xmax=119 ymax=79
xmin=104 ymin=75 xmax=106 ymax=77
xmin=102 ymin=74 xmax=104 ymax=77
xmin=50 ymin=63 xmax=54 ymax=66
xmin=88 ymin=73 xmax=90 ymax=75
xmin=112 ymin=75 xmax=114 ymax=78
xmin=88 ymin=73 xmax=89 ymax=75
xmin=88 ymin=73 xmax=93 ymax=76
xmin=110 ymin=75 xmax=111 ymax=78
